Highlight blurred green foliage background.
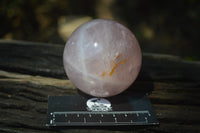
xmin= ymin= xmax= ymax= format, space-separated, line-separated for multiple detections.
xmin=0 ymin=0 xmax=200 ymax=60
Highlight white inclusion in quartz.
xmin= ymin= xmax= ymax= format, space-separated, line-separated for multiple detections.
xmin=63 ymin=19 xmax=142 ymax=97
xmin=90 ymin=90 xmax=109 ymax=97
xmin=88 ymin=80 xmax=95 ymax=85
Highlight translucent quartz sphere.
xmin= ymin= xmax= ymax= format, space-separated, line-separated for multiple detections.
xmin=63 ymin=19 xmax=142 ymax=97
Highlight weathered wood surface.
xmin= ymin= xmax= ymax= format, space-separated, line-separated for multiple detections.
xmin=0 ymin=40 xmax=200 ymax=133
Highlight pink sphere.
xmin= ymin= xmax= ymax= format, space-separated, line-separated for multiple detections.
xmin=63 ymin=19 xmax=142 ymax=97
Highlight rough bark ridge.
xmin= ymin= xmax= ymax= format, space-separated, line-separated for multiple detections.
xmin=0 ymin=40 xmax=200 ymax=133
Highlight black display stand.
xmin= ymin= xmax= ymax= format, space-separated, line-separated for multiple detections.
xmin=46 ymin=93 xmax=159 ymax=126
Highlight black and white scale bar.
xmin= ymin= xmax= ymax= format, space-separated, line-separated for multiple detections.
xmin=46 ymin=94 xmax=159 ymax=126
xmin=49 ymin=111 xmax=151 ymax=126
xmin=52 ymin=110 xmax=150 ymax=114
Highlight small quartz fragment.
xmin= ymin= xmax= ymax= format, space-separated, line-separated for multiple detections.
xmin=63 ymin=19 xmax=142 ymax=97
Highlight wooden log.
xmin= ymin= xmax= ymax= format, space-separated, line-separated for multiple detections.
xmin=1 ymin=40 xmax=200 ymax=81
xmin=0 ymin=40 xmax=65 ymax=78
xmin=0 ymin=40 xmax=200 ymax=133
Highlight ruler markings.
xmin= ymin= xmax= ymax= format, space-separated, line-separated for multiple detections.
xmin=52 ymin=110 xmax=149 ymax=115
xmin=53 ymin=121 xmax=147 ymax=125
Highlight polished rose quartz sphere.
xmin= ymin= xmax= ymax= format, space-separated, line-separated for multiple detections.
xmin=63 ymin=19 xmax=142 ymax=97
